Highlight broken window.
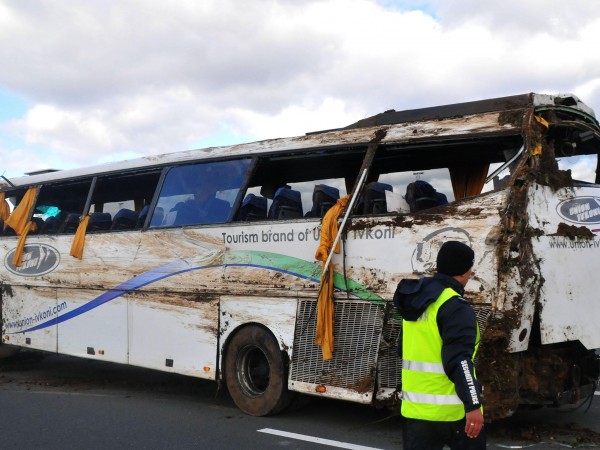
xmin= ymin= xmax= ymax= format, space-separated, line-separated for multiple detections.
xmin=31 ymin=180 xmax=92 ymax=235
xmin=363 ymin=135 xmax=524 ymax=214
xmin=557 ymin=154 xmax=598 ymax=185
xmin=88 ymin=170 xmax=162 ymax=231
xmin=238 ymin=147 xmax=365 ymax=221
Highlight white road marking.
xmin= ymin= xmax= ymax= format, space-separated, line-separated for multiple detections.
xmin=258 ymin=428 xmax=386 ymax=450
xmin=595 ymin=391 xmax=600 ymax=396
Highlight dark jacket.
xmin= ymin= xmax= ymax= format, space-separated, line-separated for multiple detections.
xmin=393 ymin=273 xmax=483 ymax=413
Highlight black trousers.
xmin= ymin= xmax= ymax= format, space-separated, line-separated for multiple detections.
xmin=403 ymin=417 xmax=486 ymax=450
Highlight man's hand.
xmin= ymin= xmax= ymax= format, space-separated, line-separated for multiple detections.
xmin=465 ymin=409 xmax=484 ymax=438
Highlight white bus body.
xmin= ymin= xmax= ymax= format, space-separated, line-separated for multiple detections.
xmin=1 ymin=93 xmax=599 ymax=420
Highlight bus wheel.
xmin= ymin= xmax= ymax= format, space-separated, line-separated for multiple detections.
xmin=225 ymin=325 xmax=293 ymax=416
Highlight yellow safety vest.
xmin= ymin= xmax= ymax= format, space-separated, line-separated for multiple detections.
xmin=401 ymin=287 xmax=480 ymax=421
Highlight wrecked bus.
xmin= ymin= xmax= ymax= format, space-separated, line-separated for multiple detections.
xmin=1 ymin=93 xmax=599 ymax=420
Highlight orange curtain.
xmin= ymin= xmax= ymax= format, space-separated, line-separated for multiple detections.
xmin=5 ymin=187 xmax=38 ymax=235
xmin=0 ymin=192 xmax=10 ymax=222
xmin=449 ymin=164 xmax=490 ymax=201
xmin=12 ymin=221 xmax=35 ymax=267
xmin=70 ymin=215 xmax=91 ymax=259
xmin=314 ymin=195 xmax=350 ymax=361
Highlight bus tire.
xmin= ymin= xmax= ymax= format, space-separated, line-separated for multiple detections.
xmin=224 ymin=325 xmax=293 ymax=416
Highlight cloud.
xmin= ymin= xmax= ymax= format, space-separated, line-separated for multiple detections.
xmin=0 ymin=0 xmax=600 ymax=177
xmin=432 ymin=0 xmax=600 ymax=35
xmin=0 ymin=145 xmax=50 ymax=177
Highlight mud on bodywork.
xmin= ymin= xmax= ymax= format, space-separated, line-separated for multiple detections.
xmin=476 ymin=109 xmax=600 ymax=421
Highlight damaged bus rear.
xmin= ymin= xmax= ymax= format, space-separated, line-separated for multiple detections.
xmin=293 ymin=92 xmax=600 ymax=420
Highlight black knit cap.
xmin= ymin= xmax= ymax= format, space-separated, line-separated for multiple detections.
xmin=436 ymin=241 xmax=475 ymax=276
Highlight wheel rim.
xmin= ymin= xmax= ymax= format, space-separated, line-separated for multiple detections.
xmin=236 ymin=345 xmax=270 ymax=397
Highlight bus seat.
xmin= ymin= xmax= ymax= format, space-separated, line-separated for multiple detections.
xmin=111 ymin=208 xmax=138 ymax=230
xmin=305 ymin=184 xmax=340 ymax=218
xmin=58 ymin=213 xmax=80 ymax=234
xmin=362 ymin=182 xmax=393 ymax=214
xmin=238 ymin=194 xmax=267 ymax=221
xmin=205 ymin=197 xmax=231 ymax=223
xmin=87 ymin=212 xmax=112 ymax=231
xmin=268 ymin=187 xmax=303 ymax=220
xmin=405 ymin=180 xmax=445 ymax=212
xmin=171 ymin=197 xmax=230 ymax=225
xmin=436 ymin=192 xmax=448 ymax=206
xmin=40 ymin=216 xmax=60 ymax=234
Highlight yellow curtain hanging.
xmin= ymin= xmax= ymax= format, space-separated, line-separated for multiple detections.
xmin=449 ymin=164 xmax=490 ymax=201
xmin=12 ymin=221 xmax=35 ymax=267
xmin=5 ymin=187 xmax=38 ymax=235
xmin=70 ymin=214 xmax=91 ymax=259
xmin=314 ymin=195 xmax=350 ymax=361
xmin=0 ymin=192 xmax=10 ymax=222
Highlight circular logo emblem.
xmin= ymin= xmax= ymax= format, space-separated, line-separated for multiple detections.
xmin=411 ymin=227 xmax=472 ymax=273
xmin=556 ymin=197 xmax=600 ymax=225
xmin=4 ymin=244 xmax=61 ymax=277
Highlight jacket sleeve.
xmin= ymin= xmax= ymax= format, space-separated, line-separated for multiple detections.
xmin=437 ymin=298 xmax=483 ymax=412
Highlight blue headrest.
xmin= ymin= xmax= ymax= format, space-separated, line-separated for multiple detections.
xmin=274 ymin=187 xmax=301 ymax=204
xmin=242 ymin=194 xmax=268 ymax=210
xmin=315 ymin=184 xmax=340 ymax=200
xmin=114 ymin=208 xmax=138 ymax=223
xmin=413 ymin=180 xmax=436 ymax=196
xmin=436 ymin=192 xmax=448 ymax=205
xmin=89 ymin=212 xmax=112 ymax=229
xmin=366 ymin=182 xmax=393 ymax=193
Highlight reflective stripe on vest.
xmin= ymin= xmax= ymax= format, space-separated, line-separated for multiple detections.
xmin=402 ymin=359 xmax=445 ymax=374
xmin=401 ymin=287 xmax=479 ymax=422
xmin=402 ymin=391 xmax=463 ymax=405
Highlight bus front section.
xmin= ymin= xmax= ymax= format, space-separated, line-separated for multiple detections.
xmin=479 ymin=94 xmax=600 ymax=420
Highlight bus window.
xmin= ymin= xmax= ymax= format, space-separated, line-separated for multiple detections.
xmin=242 ymin=176 xmax=349 ymax=221
xmin=377 ymin=169 xmax=453 ymax=214
xmin=239 ymin=147 xmax=364 ymax=221
xmin=153 ymin=159 xmax=251 ymax=227
xmin=557 ymin=154 xmax=598 ymax=185
xmin=33 ymin=179 xmax=93 ymax=234
xmin=89 ymin=170 xmax=162 ymax=231
xmin=288 ymin=179 xmax=346 ymax=218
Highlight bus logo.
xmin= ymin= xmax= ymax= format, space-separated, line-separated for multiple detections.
xmin=4 ymin=244 xmax=61 ymax=277
xmin=557 ymin=197 xmax=600 ymax=225
xmin=411 ymin=227 xmax=472 ymax=273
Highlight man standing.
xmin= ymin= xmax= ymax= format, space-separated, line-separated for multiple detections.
xmin=394 ymin=241 xmax=485 ymax=450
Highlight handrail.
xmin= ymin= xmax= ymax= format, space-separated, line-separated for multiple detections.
xmin=484 ymin=144 xmax=525 ymax=185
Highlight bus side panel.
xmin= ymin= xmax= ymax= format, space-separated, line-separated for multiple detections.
xmin=2 ymin=285 xmax=58 ymax=353
xmin=128 ymin=291 xmax=219 ymax=379
xmin=57 ymin=289 xmax=128 ymax=363
xmin=528 ymin=184 xmax=600 ymax=349
xmin=219 ymin=295 xmax=298 ymax=371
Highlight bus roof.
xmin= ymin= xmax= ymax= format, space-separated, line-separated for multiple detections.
xmin=2 ymin=92 xmax=596 ymax=191
xmin=336 ymin=92 xmax=595 ymax=131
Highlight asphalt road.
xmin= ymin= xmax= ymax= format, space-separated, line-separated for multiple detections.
xmin=1 ymin=351 xmax=599 ymax=449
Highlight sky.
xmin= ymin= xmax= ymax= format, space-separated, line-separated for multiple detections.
xmin=1 ymin=0 xmax=600 ymax=180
